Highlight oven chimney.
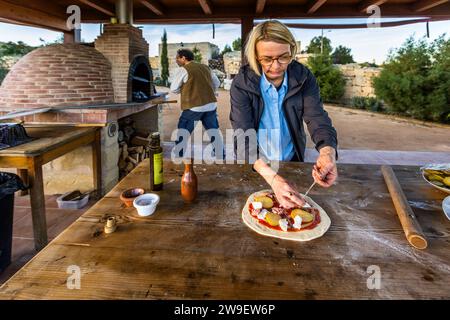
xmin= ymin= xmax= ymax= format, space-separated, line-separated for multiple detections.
xmin=116 ymin=0 xmax=133 ymax=25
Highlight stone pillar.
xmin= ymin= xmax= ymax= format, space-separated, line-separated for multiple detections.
xmin=100 ymin=122 xmax=120 ymax=194
xmin=241 ymin=17 xmax=254 ymax=64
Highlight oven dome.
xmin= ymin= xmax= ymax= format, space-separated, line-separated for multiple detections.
xmin=0 ymin=43 xmax=114 ymax=110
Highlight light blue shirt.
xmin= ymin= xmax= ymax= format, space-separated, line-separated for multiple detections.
xmin=257 ymin=71 xmax=295 ymax=161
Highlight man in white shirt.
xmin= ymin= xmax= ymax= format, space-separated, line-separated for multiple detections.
xmin=170 ymin=49 xmax=223 ymax=159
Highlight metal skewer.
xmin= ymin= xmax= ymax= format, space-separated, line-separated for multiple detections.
xmin=303 ymin=181 xmax=316 ymax=197
xmin=304 ymin=165 xmax=327 ymax=197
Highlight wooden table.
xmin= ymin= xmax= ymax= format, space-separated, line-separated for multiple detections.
xmin=0 ymin=126 xmax=102 ymax=251
xmin=0 ymin=159 xmax=449 ymax=299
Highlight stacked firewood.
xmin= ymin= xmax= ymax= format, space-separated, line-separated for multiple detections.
xmin=208 ymin=58 xmax=225 ymax=73
xmin=118 ymin=117 xmax=152 ymax=180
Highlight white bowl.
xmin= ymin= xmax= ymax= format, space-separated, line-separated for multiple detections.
xmin=443 ymin=196 xmax=450 ymax=221
xmin=133 ymin=193 xmax=160 ymax=216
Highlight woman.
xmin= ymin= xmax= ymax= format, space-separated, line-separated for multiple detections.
xmin=230 ymin=20 xmax=338 ymax=208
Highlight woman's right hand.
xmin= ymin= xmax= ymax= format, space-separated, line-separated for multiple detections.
xmin=271 ymin=174 xmax=306 ymax=209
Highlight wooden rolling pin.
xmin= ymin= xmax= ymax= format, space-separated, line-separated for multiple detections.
xmin=381 ymin=165 xmax=428 ymax=250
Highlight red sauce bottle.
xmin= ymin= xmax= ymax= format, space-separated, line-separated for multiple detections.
xmin=181 ymin=160 xmax=197 ymax=203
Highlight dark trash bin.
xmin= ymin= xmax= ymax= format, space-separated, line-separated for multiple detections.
xmin=0 ymin=172 xmax=26 ymax=273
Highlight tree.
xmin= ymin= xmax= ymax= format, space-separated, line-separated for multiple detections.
xmin=38 ymin=34 xmax=65 ymax=46
xmin=192 ymin=46 xmax=203 ymax=63
xmin=211 ymin=48 xmax=220 ymax=60
xmin=0 ymin=58 xmax=8 ymax=85
xmin=0 ymin=41 xmax=36 ymax=56
xmin=221 ymin=44 xmax=232 ymax=57
xmin=373 ymin=35 xmax=450 ymax=123
xmin=160 ymin=29 xmax=169 ymax=87
xmin=332 ymin=45 xmax=355 ymax=64
xmin=428 ymin=35 xmax=450 ymax=122
xmin=307 ymin=54 xmax=345 ymax=102
xmin=232 ymin=38 xmax=242 ymax=51
xmin=306 ymin=36 xmax=332 ymax=55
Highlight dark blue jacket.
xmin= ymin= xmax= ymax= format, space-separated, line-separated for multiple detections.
xmin=229 ymin=60 xmax=338 ymax=162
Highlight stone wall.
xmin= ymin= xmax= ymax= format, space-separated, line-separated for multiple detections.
xmin=295 ymin=53 xmax=312 ymax=65
xmin=294 ymin=55 xmax=381 ymax=104
xmin=337 ymin=63 xmax=381 ymax=104
xmin=40 ymin=106 xmax=161 ymax=195
xmin=39 ymin=124 xmax=118 ymax=195
xmin=149 ymin=56 xmax=160 ymax=78
xmin=1 ymin=55 xmax=21 ymax=69
xmin=223 ymin=51 xmax=241 ymax=78
xmin=221 ymin=53 xmax=381 ymax=101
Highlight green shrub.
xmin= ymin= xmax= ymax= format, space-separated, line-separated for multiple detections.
xmin=0 ymin=41 xmax=35 ymax=56
xmin=153 ymin=77 xmax=169 ymax=87
xmin=192 ymin=46 xmax=202 ymax=63
xmin=359 ymin=61 xmax=379 ymax=68
xmin=373 ymin=35 xmax=450 ymax=123
xmin=0 ymin=58 xmax=8 ymax=85
xmin=307 ymin=54 xmax=345 ymax=102
xmin=427 ymin=35 xmax=450 ymax=122
xmin=351 ymin=96 xmax=366 ymax=109
xmin=351 ymin=96 xmax=384 ymax=112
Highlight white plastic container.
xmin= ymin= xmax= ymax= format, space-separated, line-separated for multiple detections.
xmin=56 ymin=191 xmax=89 ymax=209
xmin=133 ymin=193 xmax=160 ymax=216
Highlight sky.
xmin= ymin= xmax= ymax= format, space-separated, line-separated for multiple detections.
xmin=0 ymin=18 xmax=449 ymax=64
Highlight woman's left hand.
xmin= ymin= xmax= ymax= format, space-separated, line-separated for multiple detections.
xmin=313 ymin=146 xmax=338 ymax=188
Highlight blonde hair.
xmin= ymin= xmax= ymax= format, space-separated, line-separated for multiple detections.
xmin=244 ymin=20 xmax=298 ymax=76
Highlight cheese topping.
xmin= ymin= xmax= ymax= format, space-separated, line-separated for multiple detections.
xmin=279 ymin=219 xmax=288 ymax=232
xmin=293 ymin=215 xmax=303 ymax=229
xmin=257 ymin=209 xmax=268 ymax=220
xmin=251 ymin=201 xmax=263 ymax=210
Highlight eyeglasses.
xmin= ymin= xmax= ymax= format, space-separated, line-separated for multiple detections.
xmin=258 ymin=54 xmax=292 ymax=66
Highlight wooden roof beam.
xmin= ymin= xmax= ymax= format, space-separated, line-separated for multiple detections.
xmin=81 ymin=3 xmax=450 ymax=23
xmin=2 ymin=0 xmax=66 ymax=18
xmin=76 ymin=0 xmax=114 ymax=16
xmin=0 ymin=0 xmax=69 ymax=32
xmin=198 ymin=0 xmax=213 ymax=14
xmin=140 ymin=0 xmax=165 ymax=16
xmin=256 ymin=0 xmax=266 ymax=14
xmin=307 ymin=0 xmax=328 ymax=14
xmin=358 ymin=0 xmax=388 ymax=13
xmin=284 ymin=18 xmax=440 ymax=29
xmin=412 ymin=0 xmax=449 ymax=12
xmin=0 ymin=17 xmax=31 ymax=27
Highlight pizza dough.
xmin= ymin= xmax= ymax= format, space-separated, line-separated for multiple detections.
xmin=242 ymin=189 xmax=331 ymax=242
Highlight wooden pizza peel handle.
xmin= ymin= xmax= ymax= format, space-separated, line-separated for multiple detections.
xmin=381 ymin=165 xmax=428 ymax=250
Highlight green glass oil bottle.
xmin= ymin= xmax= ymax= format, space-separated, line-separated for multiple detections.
xmin=149 ymin=132 xmax=163 ymax=191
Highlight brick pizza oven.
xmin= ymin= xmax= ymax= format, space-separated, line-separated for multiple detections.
xmin=95 ymin=24 xmax=155 ymax=103
xmin=0 ymin=24 xmax=161 ymax=194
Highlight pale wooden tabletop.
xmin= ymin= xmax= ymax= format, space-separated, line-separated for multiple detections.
xmin=0 ymin=159 xmax=449 ymax=299
xmin=0 ymin=126 xmax=97 ymax=156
